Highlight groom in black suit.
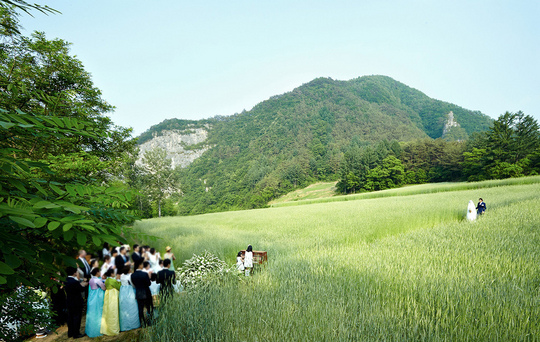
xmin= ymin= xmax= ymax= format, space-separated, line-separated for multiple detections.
xmin=65 ymin=266 xmax=88 ymax=338
xmin=131 ymin=261 xmax=153 ymax=326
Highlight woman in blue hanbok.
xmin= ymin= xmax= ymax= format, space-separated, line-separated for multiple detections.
xmin=119 ymin=269 xmax=140 ymax=331
xmin=85 ymin=268 xmax=105 ymax=338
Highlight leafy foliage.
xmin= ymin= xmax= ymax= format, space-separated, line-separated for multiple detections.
xmin=0 ymin=9 xmax=140 ymax=291
xmin=0 ymin=109 xmax=137 ymax=290
xmin=462 ymin=111 xmax=540 ymax=181
xmin=140 ymin=147 xmax=181 ymax=217
xmin=0 ymin=286 xmax=54 ymax=341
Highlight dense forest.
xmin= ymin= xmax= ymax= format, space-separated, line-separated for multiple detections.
xmin=137 ymin=76 xmax=493 ymax=215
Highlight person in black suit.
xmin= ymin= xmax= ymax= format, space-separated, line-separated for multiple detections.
xmin=115 ymin=246 xmax=131 ymax=274
xmin=76 ymin=250 xmax=91 ymax=281
xmin=156 ymin=259 xmax=176 ymax=302
xmin=65 ymin=266 xmax=88 ymax=339
xmin=131 ymin=244 xmax=143 ymax=265
xmin=131 ymin=261 xmax=153 ymax=326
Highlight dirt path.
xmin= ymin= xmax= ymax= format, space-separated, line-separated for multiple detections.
xmin=25 ymin=318 xmax=141 ymax=342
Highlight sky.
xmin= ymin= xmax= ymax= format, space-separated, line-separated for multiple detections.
xmin=19 ymin=0 xmax=540 ymax=136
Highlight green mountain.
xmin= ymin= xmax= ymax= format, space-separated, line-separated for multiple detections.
xmin=138 ymin=75 xmax=493 ymax=214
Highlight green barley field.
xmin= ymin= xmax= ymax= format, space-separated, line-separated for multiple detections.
xmin=136 ymin=178 xmax=540 ymax=341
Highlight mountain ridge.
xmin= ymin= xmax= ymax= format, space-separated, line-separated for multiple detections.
xmin=137 ymin=75 xmax=493 ymax=215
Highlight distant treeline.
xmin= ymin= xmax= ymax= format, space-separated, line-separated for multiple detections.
xmin=337 ymin=111 xmax=540 ymax=194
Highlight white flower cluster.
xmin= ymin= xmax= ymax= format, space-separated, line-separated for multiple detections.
xmin=176 ymin=251 xmax=236 ymax=291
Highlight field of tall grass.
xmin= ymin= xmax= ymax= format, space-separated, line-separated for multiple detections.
xmin=135 ymin=181 xmax=540 ymax=341
xmin=271 ymin=175 xmax=540 ymax=207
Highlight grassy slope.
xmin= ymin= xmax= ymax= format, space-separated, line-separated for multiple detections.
xmin=271 ymin=175 xmax=540 ymax=207
xmin=136 ymin=180 xmax=540 ymax=341
xmin=268 ymin=181 xmax=337 ymax=204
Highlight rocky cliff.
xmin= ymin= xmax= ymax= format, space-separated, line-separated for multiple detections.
xmin=137 ymin=126 xmax=211 ymax=169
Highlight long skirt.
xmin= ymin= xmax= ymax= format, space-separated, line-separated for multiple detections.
xmin=100 ymin=289 xmax=120 ymax=336
xmin=85 ymin=287 xmax=105 ymax=337
xmin=119 ymin=286 xmax=140 ymax=331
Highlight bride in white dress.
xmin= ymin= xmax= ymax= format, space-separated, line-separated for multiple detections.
xmin=467 ymin=200 xmax=477 ymax=221
xmin=147 ymin=248 xmax=161 ymax=273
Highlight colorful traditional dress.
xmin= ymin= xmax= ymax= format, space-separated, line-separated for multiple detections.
xmin=163 ymin=252 xmax=175 ymax=271
xmin=100 ymin=277 xmax=121 ymax=336
xmin=85 ymin=276 xmax=105 ymax=337
xmin=119 ymin=274 xmax=140 ymax=331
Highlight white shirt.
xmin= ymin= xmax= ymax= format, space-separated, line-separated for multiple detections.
xmin=244 ymin=251 xmax=253 ymax=268
xmin=236 ymin=256 xmax=245 ymax=271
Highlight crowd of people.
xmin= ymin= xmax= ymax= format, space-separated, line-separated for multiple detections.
xmin=63 ymin=244 xmax=177 ymax=338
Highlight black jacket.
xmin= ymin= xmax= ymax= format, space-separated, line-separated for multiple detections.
xmin=131 ymin=252 xmax=143 ymax=265
xmin=64 ymin=277 xmax=84 ymax=310
xmin=156 ymin=269 xmax=176 ymax=294
xmin=76 ymin=257 xmax=91 ymax=279
xmin=115 ymin=255 xmax=127 ymax=272
xmin=131 ymin=270 xmax=152 ymax=300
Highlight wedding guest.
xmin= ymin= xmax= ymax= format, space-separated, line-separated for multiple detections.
xmin=131 ymin=245 xmax=143 ymax=265
xmin=119 ymin=268 xmax=140 ymax=331
xmin=156 ymin=259 xmax=176 ymax=302
xmin=85 ymin=268 xmax=105 ymax=338
xmin=244 ymin=245 xmax=253 ymax=276
xmin=100 ymin=255 xmax=115 ymax=277
xmin=131 ymin=261 xmax=153 ymax=327
xmin=163 ymin=246 xmax=176 ymax=271
xmin=100 ymin=269 xmax=121 ymax=336
xmin=76 ymin=250 xmax=91 ymax=281
xmin=89 ymin=258 xmax=99 ymax=271
xmin=102 ymin=243 xmax=111 ymax=258
xmin=236 ymin=251 xmax=245 ymax=272
xmin=115 ymin=246 xmax=131 ymax=274
xmin=65 ymin=266 xmax=88 ymax=339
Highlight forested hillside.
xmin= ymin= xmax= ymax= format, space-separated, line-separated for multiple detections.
xmin=138 ymin=75 xmax=493 ymax=215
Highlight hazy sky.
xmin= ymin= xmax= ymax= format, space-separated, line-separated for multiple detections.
xmin=19 ymin=1 xmax=539 ymax=136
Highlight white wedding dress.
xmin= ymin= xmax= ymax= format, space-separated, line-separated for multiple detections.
xmin=467 ymin=200 xmax=477 ymax=221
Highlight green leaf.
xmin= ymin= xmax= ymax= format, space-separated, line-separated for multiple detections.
xmin=0 ymin=275 xmax=6 ymax=284
xmin=75 ymin=185 xmax=86 ymax=196
xmin=9 ymin=216 xmax=36 ymax=228
xmin=33 ymin=217 xmax=48 ymax=228
xmin=4 ymin=254 xmax=22 ymax=269
xmin=92 ymin=236 xmax=101 ymax=246
xmin=0 ymin=121 xmax=16 ymax=129
xmin=33 ymin=200 xmax=59 ymax=209
xmin=0 ymin=261 xmax=15 ymax=275
xmin=50 ymin=183 xmax=65 ymax=195
xmin=64 ymin=230 xmax=74 ymax=241
xmin=47 ymin=221 xmax=61 ymax=231
xmin=76 ymin=232 xmax=87 ymax=246
xmin=65 ymin=184 xmax=77 ymax=197
xmin=11 ymin=180 xmax=27 ymax=193
xmin=63 ymin=223 xmax=73 ymax=232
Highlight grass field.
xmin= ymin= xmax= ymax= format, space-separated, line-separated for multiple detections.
xmin=271 ymin=175 xmax=540 ymax=207
xmin=135 ymin=180 xmax=540 ymax=341
xmin=269 ymin=181 xmax=337 ymax=204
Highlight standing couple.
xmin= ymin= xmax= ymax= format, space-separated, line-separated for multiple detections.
xmin=467 ymin=198 xmax=487 ymax=221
